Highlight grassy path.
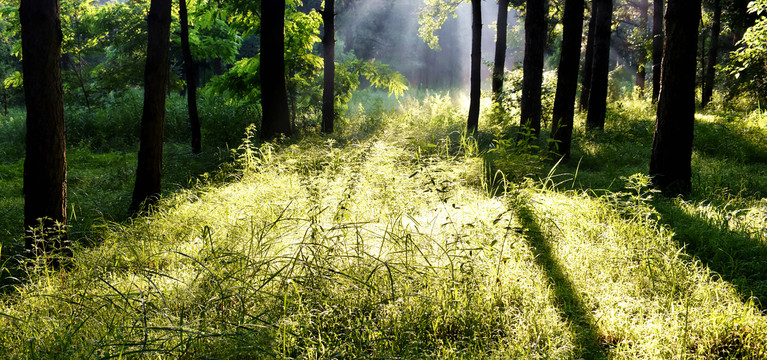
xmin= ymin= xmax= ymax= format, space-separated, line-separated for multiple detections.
xmin=0 ymin=133 xmax=765 ymax=358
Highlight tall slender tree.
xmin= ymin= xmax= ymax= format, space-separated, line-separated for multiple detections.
xmin=585 ymin=0 xmax=612 ymax=130
xmin=467 ymin=0 xmax=482 ymax=133
xmin=492 ymin=0 xmax=510 ymax=102
xmin=701 ymin=0 xmax=721 ymax=107
xmin=321 ymin=0 xmax=335 ymax=134
xmin=550 ymin=0 xmax=585 ymax=159
xmin=651 ymin=0 xmax=664 ymax=102
xmin=130 ymin=0 xmax=172 ymax=213
xmin=635 ymin=0 xmax=649 ymax=95
xmin=649 ymin=0 xmax=701 ymax=195
xmin=179 ymin=0 xmax=201 ymax=154
xmin=261 ymin=0 xmax=292 ymax=139
xmin=579 ymin=8 xmax=597 ymax=110
xmin=20 ymin=0 xmax=69 ymax=258
xmin=519 ymin=0 xmax=547 ymax=140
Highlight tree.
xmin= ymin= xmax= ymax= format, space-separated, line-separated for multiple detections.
xmin=20 ymin=0 xmax=70 ymax=259
xmin=585 ymin=0 xmax=612 ymax=130
xmin=179 ymin=0 xmax=201 ymax=153
xmin=701 ymin=0 xmax=721 ymax=107
xmin=467 ymin=0 xmax=481 ymax=133
xmin=261 ymin=0 xmax=292 ymax=139
xmin=651 ymin=0 xmax=663 ymax=102
xmin=519 ymin=0 xmax=547 ymax=140
xmin=635 ymin=0 xmax=649 ymax=95
xmin=649 ymin=0 xmax=701 ymax=195
xmin=550 ymin=0 xmax=585 ymax=159
xmin=130 ymin=0 xmax=172 ymax=213
xmin=579 ymin=9 xmax=597 ymax=110
xmin=492 ymin=0 xmax=509 ymax=102
xmin=321 ymin=0 xmax=335 ymax=134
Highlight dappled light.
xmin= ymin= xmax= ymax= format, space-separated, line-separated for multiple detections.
xmin=1 ymin=0 xmax=767 ymax=358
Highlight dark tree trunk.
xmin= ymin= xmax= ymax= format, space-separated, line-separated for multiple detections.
xmin=579 ymin=8 xmax=597 ymax=110
xmin=130 ymin=0 xmax=172 ymax=214
xmin=585 ymin=0 xmax=612 ymax=130
xmin=20 ymin=0 xmax=69 ymax=259
xmin=550 ymin=0 xmax=585 ymax=159
xmin=652 ymin=0 xmax=664 ymax=102
xmin=519 ymin=0 xmax=547 ymax=140
xmin=467 ymin=0 xmax=481 ymax=133
xmin=261 ymin=0 xmax=292 ymax=139
xmin=180 ymin=0 xmax=200 ymax=154
xmin=635 ymin=0 xmax=649 ymax=95
xmin=701 ymin=0 xmax=720 ymax=107
xmin=322 ymin=0 xmax=335 ymax=134
xmin=649 ymin=0 xmax=701 ymax=196
xmin=492 ymin=0 xmax=509 ymax=101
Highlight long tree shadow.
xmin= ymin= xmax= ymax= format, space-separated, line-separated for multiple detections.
xmin=655 ymin=199 xmax=767 ymax=310
xmin=514 ymin=203 xmax=607 ymax=359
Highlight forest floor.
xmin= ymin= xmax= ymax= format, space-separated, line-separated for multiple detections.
xmin=0 ymin=92 xmax=766 ymax=358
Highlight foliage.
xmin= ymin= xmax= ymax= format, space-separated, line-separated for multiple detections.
xmin=726 ymin=0 xmax=767 ymax=102
xmin=418 ymin=0 xmax=464 ymax=50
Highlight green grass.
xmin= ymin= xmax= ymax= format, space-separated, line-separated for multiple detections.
xmin=0 ymin=91 xmax=766 ymax=358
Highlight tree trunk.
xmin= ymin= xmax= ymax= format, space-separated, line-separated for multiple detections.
xmin=701 ymin=0 xmax=720 ymax=107
xmin=635 ymin=0 xmax=649 ymax=95
xmin=467 ymin=0 xmax=481 ymax=133
xmin=261 ymin=0 xmax=292 ymax=139
xmin=651 ymin=0 xmax=664 ymax=102
xmin=492 ymin=0 xmax=509 ymax=101
xmin=519 ymin=0 xmax=547 ymax=140
xmin=649 ymin=0 xmax=701 ymax=196
xmin=180 ymin=0 xmax=201 ymax=154
xmin=579 ymin=8 xmax=597 ymax=111
xmin=130 ymin=0 xmax=172 ymax=214
xmin=20 ymin=0 xmax=69 ymax=260
xmin=322 ymin=0 xmax=335 ymax=134
xmin=585 ymin=0 xmax=612 ymax=130
xmin=550 ymin=0 xmax=585 ymax=159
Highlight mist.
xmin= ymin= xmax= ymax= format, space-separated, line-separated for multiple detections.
xmin=335 ymin=0 xmax=521 ymax=91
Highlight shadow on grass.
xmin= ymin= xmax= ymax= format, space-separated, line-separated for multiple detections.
xmin=655 ymin=199 xmax=767 ymax=310
xmin=515 ymin=203 xmax=607 ymax=359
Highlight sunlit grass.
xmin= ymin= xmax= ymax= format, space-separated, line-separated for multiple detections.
xmin=0 ymin=92 xmax=766 ymax=358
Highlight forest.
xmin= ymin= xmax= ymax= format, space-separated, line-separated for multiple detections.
xmin=0 ymin=0 xmax=766 ymax=358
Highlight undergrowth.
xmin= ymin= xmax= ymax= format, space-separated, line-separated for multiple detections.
xmin=0 ymin=92 xmax=765 ymax=358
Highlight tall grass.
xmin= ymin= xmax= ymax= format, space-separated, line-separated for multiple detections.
xmin=0 ymin=92 xmax=765 ymax=358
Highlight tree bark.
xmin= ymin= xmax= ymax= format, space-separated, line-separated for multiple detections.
xmin=635 ymin=0 xmax=649 ymax=95
xmin=701 ymin=0 xmax=720 ymax=107
xmin=649 ymin=0 xmax=701 ymax=196
xmin=519 ymin=0 xmax=547 ymax=140
xmin=467 ymin=0 xmax=482 ymax=133
xmin=579 ymin=8 xmax=597 ymax=111
xmin=20 ymin=0 xmax=69 ymax=259
xmin=322 ymin=0 xmax=335 ymax=134
xmin=130 ymin=0 xmax=172 ymax=214
xmin=261 ymin=0 xmax=292 ymax=139
xmin=492 ymin=0 xmax=509 ymax=101
xmin=651 ymin=0 xmax=664 ymax=102
xmin=180 ymin=0 xmax=201 ymax=154
xmin=550 ymin=0 xmax=585 ymax=159
xmin=585 ymin=0 xmax=612 ymax=130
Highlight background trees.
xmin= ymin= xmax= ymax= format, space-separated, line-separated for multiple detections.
xmin=260 ymin=0 xmax=292 ymax=139
xmin=585 ymin=0 xmax=613 ymax=130
xmin=467 ymin=0 xmax=481 ymax=133
xmin=519 ymin=0 xmax=547 ymax=140
xmin=321 ymin=0 xmax=335 ymax=134
xmin=130 ymin=0 xmax=172 ymax=213
xmin=20 ymin=0 xmax=69 ymax=258
xmin=649 ymin=0 xmax=701 ymax=195
xmin=549 ymin=0 xmax=584 ymax=158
